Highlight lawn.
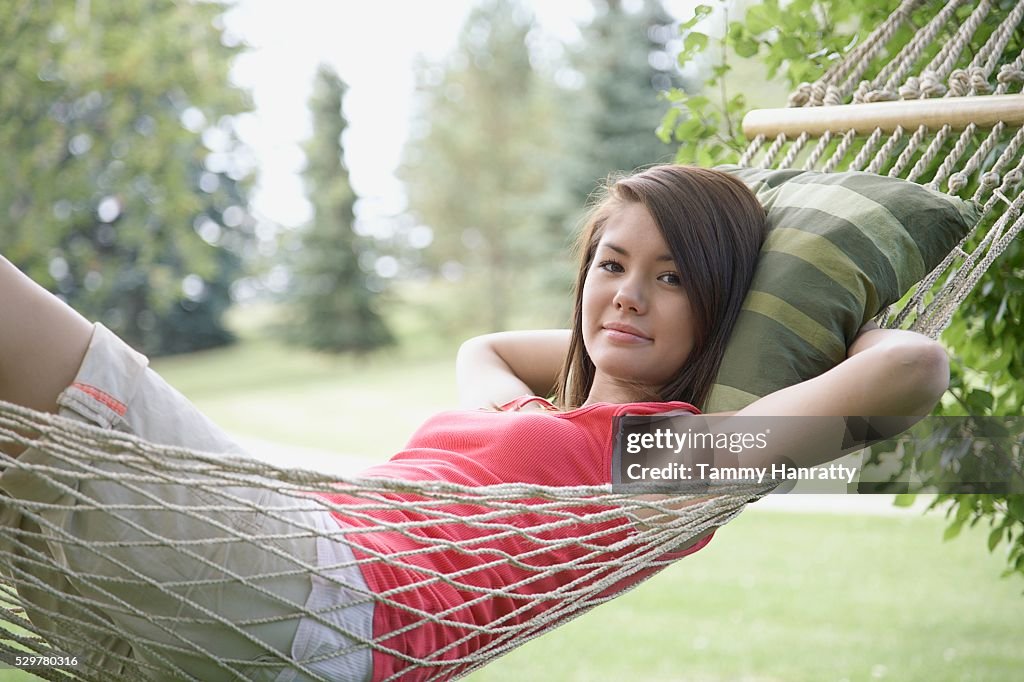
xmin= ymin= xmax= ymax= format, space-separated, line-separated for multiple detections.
xmin=3 ymin=511 xmax=1018 ymax=682
xmin=465 ymin=509 xmax=1022 ymax=682
xmin=3 ymin=319 xmax=1020 ymax=681
xmin=149 ymin=306 xmax=461 ymax=460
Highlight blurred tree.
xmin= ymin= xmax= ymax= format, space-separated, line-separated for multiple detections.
xmin=0 ymin=0 xmax=254 ymax=355
xmin=400 ymin=0 xmax=572 ymax=333
xmin=566 ymin=0 xmax=683 ymax=201
xmin=280 ymin=65 xmax=393 ymax=353
xmin=660 ymin=0 xmax=1024 ymax=584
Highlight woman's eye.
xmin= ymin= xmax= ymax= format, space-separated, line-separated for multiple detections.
xmin=597 ymin=260 xmax=623 ymax=273
xmin=660 ymin=273 xmax=681 ymax=285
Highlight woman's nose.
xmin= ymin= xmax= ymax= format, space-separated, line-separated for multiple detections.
xmin=613 ymin=280 xmax=646 ymax=313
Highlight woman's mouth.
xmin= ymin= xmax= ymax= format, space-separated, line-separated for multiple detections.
xmin=602 ymin=323 xmax=652 ymax=344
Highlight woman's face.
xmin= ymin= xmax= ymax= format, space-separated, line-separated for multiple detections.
xmin=581 ymin=201 xmax=696 ymax=404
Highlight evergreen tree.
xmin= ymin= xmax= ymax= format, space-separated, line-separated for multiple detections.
xmin=400 ymin=0 xmax=571 ymax=332
xmin=568 ymin=0 xmax=682 ymax=201
xmin=283 ymin=65 xmax=392 ymax=353
xmin=0 ymin=1 xmax=254 ymax=355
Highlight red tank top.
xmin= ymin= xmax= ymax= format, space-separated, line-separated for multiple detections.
xmin=312 ymin=398 xmax=711 ymax=681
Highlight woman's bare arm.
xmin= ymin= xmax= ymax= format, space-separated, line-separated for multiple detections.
xmin=455 ymin=330 xmax=571 ymax=409
xmin=737 ymin=326 xmax=948 ymax=419
xmin=715 ymin=325 xmax=949 ymax=471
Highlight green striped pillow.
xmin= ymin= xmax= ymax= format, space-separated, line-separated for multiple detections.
xmin=706 ymin=166 xmax=978 ymax=413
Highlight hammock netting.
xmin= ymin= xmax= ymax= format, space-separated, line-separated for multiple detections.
xmin=0 ymin=402 xmax=771 ymax=681
xmin=1 ymin=0 xmax=1022 ymax=679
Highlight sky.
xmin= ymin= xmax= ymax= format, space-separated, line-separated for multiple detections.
xmin=220 ymin=1 xmax=701 ymax=238
xmin=223 ymin=0 xmax=592 ymax=234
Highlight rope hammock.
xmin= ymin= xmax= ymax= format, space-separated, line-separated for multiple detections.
xmin=1 ymin=0 xmax=1022 ymax=679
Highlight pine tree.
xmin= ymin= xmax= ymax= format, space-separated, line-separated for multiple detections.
xmin=284 ymin=65 xmax=393 ymax=353
xmin=400 ymin=0 xmax=571 ymax=332
xmin=569 ymin=0 xmax=682 ymax=200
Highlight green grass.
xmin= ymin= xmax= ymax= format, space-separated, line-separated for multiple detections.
xmin=5 ymin=512 xmax=1015 ymax=682
xmin=151 ymin=303 xmax=460 ymax=460
xmin=467 ymin=510 xmax=1023 ymax=682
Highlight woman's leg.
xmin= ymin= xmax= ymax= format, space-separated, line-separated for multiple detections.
xmin=0 ymin=256 xmax=93 ymax=414
xmin=0 ymin=282 xmax=366 ymax=680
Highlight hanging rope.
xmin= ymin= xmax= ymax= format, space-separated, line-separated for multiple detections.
xmin=740 ymin=0 xmax=1024 ymax=336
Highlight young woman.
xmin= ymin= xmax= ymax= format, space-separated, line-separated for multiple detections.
xmin=0 ymin=165 xmax=948 ymax=681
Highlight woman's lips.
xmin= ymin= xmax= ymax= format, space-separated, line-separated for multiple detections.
xmin=602 ymin=323 xmax=652 ymax=344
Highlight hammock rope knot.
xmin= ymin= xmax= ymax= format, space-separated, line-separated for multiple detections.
xmin=823 ymin=84 xmax=844 ymax=107
xmin=947 ymin=171 xmax=969 ymax=193
xmin=948 ymin=68 xmax=972 ymax=97
xmin=997 ymin=63 xmax=1024 ymax=84
xmin=787 ymin=82 xmax=813 ymax=107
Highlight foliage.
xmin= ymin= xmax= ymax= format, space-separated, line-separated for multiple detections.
xmin=0 ymin=0 xmax=255 ymax=355
xmin=279 ymin=65 xmax=393 ymax=353
xmin=658 ymin=0 xmax=900 ymax=165
xmin=564 ymin=0 xmax=684 ymax=200
xmin=400 ymin=0 xmax=573 ymax=333
xmin=660 ymin=0 xmax=1024 ymax=583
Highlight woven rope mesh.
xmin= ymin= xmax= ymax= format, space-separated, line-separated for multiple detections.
xmin=0 ymin=401 xmax=771 ymax=681
xmin=740 ymin=0 xmax=1024 ymax=337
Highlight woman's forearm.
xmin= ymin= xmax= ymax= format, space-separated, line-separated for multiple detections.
xmin=736 ymin=328 xmax=948 ymax=419
xmin=710 ymin=328 xmax=950 ymax=471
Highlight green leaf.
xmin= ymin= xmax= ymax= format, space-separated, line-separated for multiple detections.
xmin=657 ymin=108 xmax=681 ymax=143
xmin=745 ymin=5 xmax=774 ymax=35
xmin=779 ymin=36 xmax=804 ymax=60
xmin=686 ymin=94 xmax=711 ymax=110
xmin=674 ymin=116 xmax=705 ymax=141
xmin=662 ymin=87 xmax=689 ymax=103
xmin=727 ymin=93 xmax=747 ymax=112
xmin=966 ymin=389 xmax=994 ymax=413
xmin=679 ymin=4 xmax=713 ymax=31
xmin=943 ymin=518 xmax=965 ymax=541
xmin=684 ymin=32 xmax=709 ymax=52
xmin=733 ymin=37 xmax=760 ymax=58
xmin=988 ymin=525 xmax=1005 ymax=552
xmin=1008 ymin=495 xmax=1024 ymax=520
xmin=893 ymin=493 xmax=917 ymax=508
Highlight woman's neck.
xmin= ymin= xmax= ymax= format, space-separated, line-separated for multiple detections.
xmin=583 ymin=377 xmax=660 ymax=406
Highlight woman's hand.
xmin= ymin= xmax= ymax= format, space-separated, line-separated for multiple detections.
xmin=455 ymin=330 xmax=570 ymax=409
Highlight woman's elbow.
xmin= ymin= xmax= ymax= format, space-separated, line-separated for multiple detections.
xmin=890 ymin=338 xmax=949 ymax=415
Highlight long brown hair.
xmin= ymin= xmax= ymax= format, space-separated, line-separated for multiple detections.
xmin=554 ymin=165 xmax=767 ymax=410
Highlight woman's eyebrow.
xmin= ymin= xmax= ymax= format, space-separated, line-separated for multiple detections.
xmin=601 ymin=242 xmax=674 ymax=262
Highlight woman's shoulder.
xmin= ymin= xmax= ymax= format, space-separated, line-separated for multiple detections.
xmin=497 ymin=395 xmax=560 ymax=412
xmin=496 ymin=396 xmax=700 ymax=417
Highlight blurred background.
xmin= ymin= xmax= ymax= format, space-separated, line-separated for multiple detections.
xmin=1 ymin=0 xmax=793 ymax=361
xmin=2 ymin=0 xmax=1022 ymax=679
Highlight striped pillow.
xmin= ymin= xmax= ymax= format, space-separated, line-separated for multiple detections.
xmin=705 ymin=166 xmax=978 ymax=413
